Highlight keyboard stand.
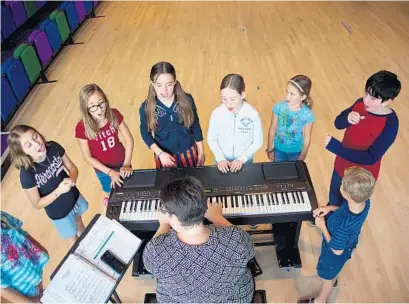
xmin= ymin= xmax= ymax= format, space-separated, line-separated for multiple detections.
xmin=273 ymin=221 xmax=302 ymax=268
xmin=246 ymin=221 xmax=303 ymax=268
xmin=132 ymin=240 xmax=150 ymax=277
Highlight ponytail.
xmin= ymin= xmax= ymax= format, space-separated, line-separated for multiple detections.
xmin=304 ymin=96 xmax=313 ymax=108
xmin=146 ymin=84 xmax=158 ymax=133
xmin=174 ymin=81 xmax=194 ymax=128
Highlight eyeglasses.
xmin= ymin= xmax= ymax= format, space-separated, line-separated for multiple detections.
xmin=88 ymin=101 xmax=108 ymax=112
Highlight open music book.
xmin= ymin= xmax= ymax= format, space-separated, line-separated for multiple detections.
xmin=41 ymin=215 xmax=142 ymax=303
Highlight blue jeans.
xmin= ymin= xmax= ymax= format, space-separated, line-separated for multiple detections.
xmin=328 ymin=170 xmax=347 ymax=206
xmin=274 ymin=148 xmax=301 ymax=162
xmin=51 ymin=195 xmax=88 ymax=239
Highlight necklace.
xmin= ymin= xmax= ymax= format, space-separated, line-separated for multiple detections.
xmin=35 ymin=155 xmax=52 ymax=168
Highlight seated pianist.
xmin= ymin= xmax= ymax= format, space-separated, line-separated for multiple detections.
xmin=142 ymin=176 xmax=256 ymax=303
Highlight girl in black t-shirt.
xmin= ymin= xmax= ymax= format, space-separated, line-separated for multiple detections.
xmin=7 ymin=125 xmax=88 ymax=245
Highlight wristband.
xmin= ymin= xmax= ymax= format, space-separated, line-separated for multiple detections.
xmin=107 ymin=169 xmax=112 ymax=176
xmin=54 ymin=191 xmax=58 ymax=198
xmin=265 ymin=148 xmax=274 ymax=153
xmin=157 ymin=151 xmax=163 ymax=158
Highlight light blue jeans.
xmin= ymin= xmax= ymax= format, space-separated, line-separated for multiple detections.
xmin=51 ymin=195 xmax=88 ymax=239
xmin=273 ymin=148 xmax=301 ymax=162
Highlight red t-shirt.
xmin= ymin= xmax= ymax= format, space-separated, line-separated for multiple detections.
xmin=75 ymin=108 xmax=125 ymax=168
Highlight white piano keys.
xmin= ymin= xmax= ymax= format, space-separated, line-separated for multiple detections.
xmin=119 ymin=190 xmax=312 ymax=221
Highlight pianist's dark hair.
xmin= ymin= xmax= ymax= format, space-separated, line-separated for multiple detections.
xmin=160 ymin=177 xmax=207 ymax=226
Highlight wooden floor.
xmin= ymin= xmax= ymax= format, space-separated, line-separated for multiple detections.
xmin=2 ymin=2 xmax=409 ymax=302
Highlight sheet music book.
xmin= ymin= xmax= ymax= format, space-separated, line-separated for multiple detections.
xmin=41 ymin=215 xmax=142 ymax=303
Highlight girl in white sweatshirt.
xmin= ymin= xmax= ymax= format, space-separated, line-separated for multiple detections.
xmin=207 ymin=74 xmax=263 ymax=173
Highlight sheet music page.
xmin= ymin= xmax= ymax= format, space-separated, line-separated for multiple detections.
xmin=41 ymin=254 xmax=115 ymax=303
xmin=75 ymin=215 xmax=142 ymax=279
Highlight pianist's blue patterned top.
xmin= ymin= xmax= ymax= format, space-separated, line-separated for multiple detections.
xmin=143 ymin=225 xmax=255 ymax=303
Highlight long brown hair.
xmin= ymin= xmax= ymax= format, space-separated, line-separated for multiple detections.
xmin=288 ymin=75 xmax=313 ymax=108
xmin=145 ymin=62 xmax=193 ymax=132
xmin=220 ymin=73 xmax=246 ymax=95
xmin=7 ymin=125 xmax=47 ymax=170
xmin=79 ymin=84 xmax=118 ymax=139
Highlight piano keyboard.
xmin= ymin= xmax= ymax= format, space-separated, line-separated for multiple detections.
xmin=119 ymin=191 xmax=311 ymax=222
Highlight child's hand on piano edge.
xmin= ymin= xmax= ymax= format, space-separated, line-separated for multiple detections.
xmin=267 ymin=151 xmax=274 ymax=162
xmin=197 ymin=153 xmax=205 ymax=166
xmin=110 ymin=170 xmax=123 ymax=188
xmin=313 ymin=206 xmax=331 ymax=218
xmin=315 ymin=216 xmax=326 ymax=230
xmin=120 ymin=165 xmax=133 ymax=178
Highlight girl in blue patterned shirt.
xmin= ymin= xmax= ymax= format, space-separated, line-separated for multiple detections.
xmin=1 ymin=211 xmax=49 ymax=303
xmin=266 ymin=75 xmax=315 ymax=162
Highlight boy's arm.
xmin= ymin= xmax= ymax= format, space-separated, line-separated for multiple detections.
xmin=326 ymin=115 xmax=399 ymax=165
xmin=320 ymin=223 xmax=345 ymax=255
xmin=334 ymin=100 xmax=360 ymax=130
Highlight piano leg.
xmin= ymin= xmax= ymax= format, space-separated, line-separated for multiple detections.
xmin=272 ymin=221 xmax=302 ymax=268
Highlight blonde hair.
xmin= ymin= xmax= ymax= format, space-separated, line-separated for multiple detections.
xmin=145 ymin=62 xmax=193 ymax=132
xmin=288 ymin=75 xmax=313 ymax=108
xmin=7 ymin=125 xmax=47 ymax=170
xmin=79 ymin=84 xmax=118 ymax=139
xmin=342 ymin=167 xmax=376 ymax=203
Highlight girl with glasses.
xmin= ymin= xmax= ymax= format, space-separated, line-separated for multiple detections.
xmin=75 ymin=84 xmax=134 ymax=207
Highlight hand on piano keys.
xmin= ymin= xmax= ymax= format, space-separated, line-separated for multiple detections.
xmin=217 ymin=159 xmax=243 ymax=173
xmin=205 ymin=201 xmax=232 ymax=227
xmin=230 ymin=160 xmax=244 ymax=173
xmin=217 ymin=160 xmax=230 ymax=174
xmin=205 ymin=201 xmax=223 ymax=220
xmin=110 ymin=170 xmax=124 ymax=188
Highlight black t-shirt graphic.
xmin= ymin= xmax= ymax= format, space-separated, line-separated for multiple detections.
xmin=20 ymin=141 xmax=79 ymax=220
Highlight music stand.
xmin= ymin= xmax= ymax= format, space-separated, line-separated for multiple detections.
xmin=50 ymin=214 xmax=133 ymax=303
